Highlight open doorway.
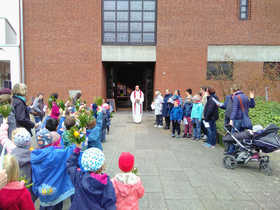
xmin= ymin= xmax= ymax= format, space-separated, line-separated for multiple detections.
xmin=0 ymin=61 xmax=11 ymax=89
xmin=104 ymin=62 xmax=155 ymax=111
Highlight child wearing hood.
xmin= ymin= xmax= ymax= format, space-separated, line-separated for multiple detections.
xmin=87 ymin=117 xmax=103 ymax=151
xmin=111 ymin=152 xmax=144 ymax=210
xmin=67 ymin=146 xmax=116 ymax=210
xmin=0 ymin=154 xmax=35 ymax=210
xmin=151 ymin=91 xmax=164 ymax=128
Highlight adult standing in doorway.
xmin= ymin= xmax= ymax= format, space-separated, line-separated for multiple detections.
xmin=130 ymin=85 xmax=144 ymax=123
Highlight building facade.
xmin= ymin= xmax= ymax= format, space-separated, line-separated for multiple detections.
xmin=23 ymin=0 xmax=280 ymax=106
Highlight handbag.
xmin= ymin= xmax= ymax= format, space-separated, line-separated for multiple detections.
xmin=237 ymin=96 xmax=253 ymax=129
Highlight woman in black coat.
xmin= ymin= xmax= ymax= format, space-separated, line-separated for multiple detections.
xmin=203 ymin=87 xmax=219 ymax=148
xmin=12 ymin=83 xmax=35 ymax=135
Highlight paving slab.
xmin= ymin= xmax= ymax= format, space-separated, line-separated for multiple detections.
xmin=36 ymin=112 xmax=280 ymax=210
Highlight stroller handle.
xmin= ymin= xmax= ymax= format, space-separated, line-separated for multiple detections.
xmin=224 ymin=124 xmax=240 ymax=133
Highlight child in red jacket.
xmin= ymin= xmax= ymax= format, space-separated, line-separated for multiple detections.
xmin=0 ymin=154 xmax=35 ymax=210
xmin=111 ymin=152 xmax=145 ymax=210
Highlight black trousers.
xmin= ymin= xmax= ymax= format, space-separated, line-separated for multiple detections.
xmin=156 ymin=115 xmax=163 ymax=126
xmin=172 ymin=120 xmax=181 ymax=135
xmin=201 ymin=120 xmax=208 ymax=136
xmin=165 ymin=116 xmax=170 ymax=128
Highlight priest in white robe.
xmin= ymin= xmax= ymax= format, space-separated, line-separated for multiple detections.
xmin=130 ymin=85 xmax=144 ymax=123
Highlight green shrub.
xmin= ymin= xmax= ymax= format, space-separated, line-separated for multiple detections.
xmin=93 ymin=97 xmax=103 ymax=106
xmin=216 ymin=97 xmax=280 ymax=146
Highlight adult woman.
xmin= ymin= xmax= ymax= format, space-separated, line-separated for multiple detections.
xmin=12 ymin=83 xmax=35 ymax=135
xmin=203 ymin=87 xmax=219 ymax=148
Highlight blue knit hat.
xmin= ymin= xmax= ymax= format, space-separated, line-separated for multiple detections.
xmin=81 ymin=148 xmax=105 ymax=172
xmin=36 ymin=128 xmax=53 ymax=148
xmin=13 ymin=128 xmax=31 ymax=148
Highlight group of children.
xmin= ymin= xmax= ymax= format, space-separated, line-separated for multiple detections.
xmin=152 ymin=87 xmax=213 ymax=142
xmin=0 ymin=89 xmax=144 ymax=210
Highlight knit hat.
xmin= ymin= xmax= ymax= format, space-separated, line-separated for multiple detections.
xmin=81 ymin=148 xmax=105 ymax=172
xmin=36 ymin=128 xmax=53 ymax=148
xmin=118 ymin=152 xmax=135 ymax=173
xmin=13 ymin=128 xmax=31 ymax=148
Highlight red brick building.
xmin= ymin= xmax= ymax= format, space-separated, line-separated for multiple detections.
xmin=23 ymin=0 xmax=280 ymax=108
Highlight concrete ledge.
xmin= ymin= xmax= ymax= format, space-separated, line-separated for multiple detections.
xmin=102 ymin=45 xmax=156 ymax=62
xmin=208 ymin=45 xmax=280 ymax=62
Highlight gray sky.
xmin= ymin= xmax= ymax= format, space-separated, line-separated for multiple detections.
xmin=0 ymin=0 xmax=20 ymax=35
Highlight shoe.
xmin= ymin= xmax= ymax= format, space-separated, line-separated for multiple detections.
xmin=172 ymin=134 xmax=175 ymax=138
xmin=176 ymin=135 xmax=181 ymax=138
xmin=192 ymin=137 xmax=197 ymax=141
xmin=188 ymin=134 xmax=192 ymax=138
xmin=202 ymin=135 xmax=207 ymax=140
xmin=210 ymin=145 xmax=215 ymax=149
xmin=154 ymin=125 xmax=158 ymax=128
xmin=203 ymin=143 xmax=211 ymax=148
xmin=158 ymin=125 xmax=163 ymax=128
xmin=183 ymin=134 xmax=187 ymax=138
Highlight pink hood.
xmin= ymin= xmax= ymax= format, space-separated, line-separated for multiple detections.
xmin=112 ymin=173 xmax=144 ymax=210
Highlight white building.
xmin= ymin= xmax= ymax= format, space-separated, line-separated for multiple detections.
xmin=0 ymin=0 xmax=21 ymax=89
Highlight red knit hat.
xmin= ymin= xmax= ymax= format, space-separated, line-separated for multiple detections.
xmin=118 ymin=152 xmax=135 ymax=172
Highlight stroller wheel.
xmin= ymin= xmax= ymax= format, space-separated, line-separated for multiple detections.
xmin=223 ymin=155 xmax=237 ymax=169
xmin=259 ymin=160 xmax=272 ymax=176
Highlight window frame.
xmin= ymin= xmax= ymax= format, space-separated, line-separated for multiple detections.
xmin=206 ymin=62 xmax=234 ymax=81
xmin=102 ymin=0 xmax=157 ymax=46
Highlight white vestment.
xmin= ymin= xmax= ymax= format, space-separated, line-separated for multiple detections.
xmin=130 ymin=90 xmax=144 ymax=123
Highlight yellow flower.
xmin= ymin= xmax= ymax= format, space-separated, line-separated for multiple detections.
xmin=73 ymin=131 xmax=80 ymax=138
xmin=29 ymin=147 xmax=34 ymax=151
xmin=42 ymin=189 xmax=47 ymax=195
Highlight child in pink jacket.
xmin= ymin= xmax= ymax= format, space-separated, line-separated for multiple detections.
xmin=111 ymin=152 xmax=145 ymax=210
xmin=0 ymin=119 xmax=16 ymax=153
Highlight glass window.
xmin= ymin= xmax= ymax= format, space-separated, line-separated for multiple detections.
xmin=143 ymin=22 xmax=154 ymax=32
xmin=263 ymin=62 xmax=280 ymax=80
xmin=104 ymin=12 xmax=115 ymax=21
xmin=117 ymin=33 xmax=129 ymax=42
xmin=131 ymin=1 xmax=142 ymax=10
xmin=206 ymin=62 xmax=233 ymax=80
xmin=102 ymin=0 xmax=156 ymax=45
xmin=130 ymin=12 xmax=142 ymax=21
xmin=130 ymin=33 xmax=142 ymax=43
xmin=117 ymin=12 xmax=129 ymax=21
xmin=117 ymin=1 xmax=129 ymax=10
xmin=239 ymin=0 xmax=249 ymax=20
xmin=143 ymin=33 xmax=154 ymax=42
xmin=143 ymin=1 xmax=155 ymax=10
xmin=143 ymin=12 xmax=155 ymax=21
xmin=104 ymin=1 xmax=116 ymax=10
xmin=104 ymin=22 xmax=116 ymax=32
xmin=104 ymin=33 xmax=116 ymax=42
xmin=117 ymin=22 xmax=129 ymax=32
xmin=130 ymin=22 xmax=142 ymax=32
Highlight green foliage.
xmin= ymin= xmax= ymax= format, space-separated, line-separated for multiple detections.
xmin=57 ymin=99 xmax=65 ymax=111
xmin=75 ymin=99 xmax=81 ymax=112
xmin=19 ymin=176 xmax=33 ymax=188
xmin=217 ymin=97 xmax=280 ymax=135
xmin=0 ymin=104 xmax=12 ymax=118
xmin=68 ymin=126 xmax=86 ymax=144
xmin=48 ymin=96 xmax=55 ymax=108
xmin=249 ymin=97 xmax=280 ymax=128
xmin=93 ymin=97 xmax=103 ymax=106
xmin=77 ymin=110 xmax=94 ymax=129
xmin=132 ymin=167 xmax=138 ymax=175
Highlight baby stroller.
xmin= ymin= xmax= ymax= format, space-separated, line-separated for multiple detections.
xmin=222 ymin=124 xmax=280 ymax=176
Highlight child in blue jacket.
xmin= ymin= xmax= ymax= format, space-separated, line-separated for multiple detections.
xmin=183 ymin=93 xmax=193 ymax=138
xmin=170 ymin=100 xmax=183 ymax=138
xmin=191 ymin=95 xmax=204 ymax=140
xmin=87 ymin=113 xmax=103 ymax=151
xmin=67 ymin=146 xmax=116 ymax=210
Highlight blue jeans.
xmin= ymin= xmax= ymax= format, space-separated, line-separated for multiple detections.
xmin=206 ymin=120 xmax=217 ymax=146
xmin=233 ymin=119 xmax=243 ymax=132
xmin=192 ymin=118 xmax=201 ymax=139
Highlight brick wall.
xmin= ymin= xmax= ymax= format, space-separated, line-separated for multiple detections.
xmin=23 ymin=0 xmax=280 ymax=102
xmin=23 ymin=0 xmax=104 ymax=102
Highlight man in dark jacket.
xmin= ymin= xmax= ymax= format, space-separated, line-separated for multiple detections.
xmin=203 ymin=87 xmax=219 ymax=148
xmin=162 ymin=89 xmax=173 ymax=129
xmin=230 ymin=84 xmax=255 ymax=132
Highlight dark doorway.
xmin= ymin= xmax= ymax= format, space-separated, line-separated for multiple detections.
xmin=104 ymin=62 xmax=155 ymax=110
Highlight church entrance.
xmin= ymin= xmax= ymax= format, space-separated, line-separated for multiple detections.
xmin=104 ymin=62 xmax=155 ymax=111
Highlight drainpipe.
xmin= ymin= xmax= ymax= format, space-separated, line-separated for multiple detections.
xmin=19 ymin=0 xmax=25 ymax=83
